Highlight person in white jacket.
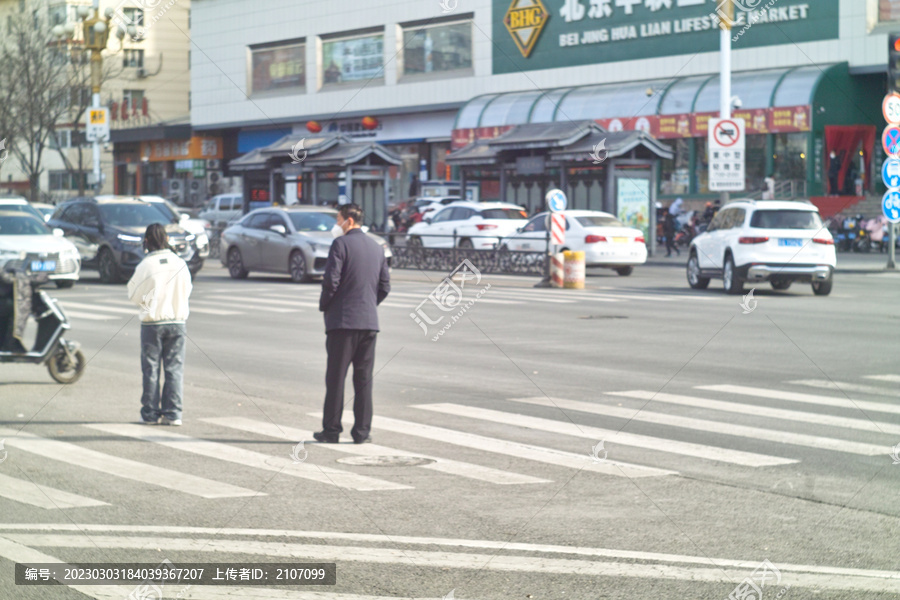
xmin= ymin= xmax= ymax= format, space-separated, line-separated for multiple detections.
xmin=127 ymin=223 xmax=192 ymax=426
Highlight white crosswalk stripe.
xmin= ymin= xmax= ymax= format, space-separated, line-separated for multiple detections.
xmin=865 ymin=374 xmax=900 ymax=383
xmin=0 ymin=472 xmax=108 ymax=509
xmin=700 ymin=384 xmax=900 ymax=416
xmin=789 ymin=379 xmax=899 ymax=398
xmin=610 ymin=390 xmax=900 ymax=437
xmin=202 ymin=417 xmax=550 ymax=485
xmin=510 ymin=396 xmax=888 ymax=456
xmin=0 ymin=427 xmax=258 ymax=499
xmin=411 ymin=403 xmax=796 ymax=467
xmin=85 ymin=423 xmax=410 ymax=492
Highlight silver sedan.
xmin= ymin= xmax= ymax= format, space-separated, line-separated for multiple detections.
xmin=219 ymin=206 xmax=392 ymax=282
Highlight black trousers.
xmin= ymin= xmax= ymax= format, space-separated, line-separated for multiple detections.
xmin=322 ymin=329 xmax=377 ymax=440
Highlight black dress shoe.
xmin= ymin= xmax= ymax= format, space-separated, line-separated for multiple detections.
xmin=313 ymin=431 xmax=339 ymax=443
xmin=353 ymin=436 xmax=372 ymax=444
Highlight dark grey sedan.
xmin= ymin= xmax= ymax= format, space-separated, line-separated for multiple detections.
xmin=219 ymin=206 xmax=392 ymax=282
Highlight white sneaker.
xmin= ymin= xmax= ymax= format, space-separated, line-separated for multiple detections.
xmin=158 ymin=416 xmax=182 ymax=426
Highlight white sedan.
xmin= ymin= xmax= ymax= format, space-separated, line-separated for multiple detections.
xmin=407 ymin=202 xmax=529 ymax=249
xmin=501 ymin=210 xmax=647 ymax=275
xmin=0 ymin=211 xmax=81 ymax=288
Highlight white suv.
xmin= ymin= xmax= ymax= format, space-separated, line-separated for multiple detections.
xmin=686 ymin=200 xmax=836 ymax=296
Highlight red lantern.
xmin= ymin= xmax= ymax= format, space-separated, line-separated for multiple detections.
xmin=361 ymin=116 xmax=378 ymax=130
xmin=306 ymin=121 xmax=322 ymax=133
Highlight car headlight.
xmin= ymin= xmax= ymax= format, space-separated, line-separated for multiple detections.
xmin=117 ymin=234 xmax=142 ymax=244
xmin=312 ymin=243 xmax=331 ymax=253
xmin=185 ymin=234 xmax=196 ymax=242
xmin=0 ymin=249 xmax=24 ymax=259
xmin=197 ymin=233 xmax=209 ymax=246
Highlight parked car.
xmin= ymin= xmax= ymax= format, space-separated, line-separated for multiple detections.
xmin=407 ymin=202 xmax=529 ymax=249
xmin=0 ymin=196 xmax=46 ymax=222
xmin=199 ymin=193 xmax=243 ymax=227
xmin=686 ymin=200 xmax=836 ymax=295
xmin=219 ymin=206 xmax=392 ymax=282
xmin=415 ymin=196 xmax=461 ymax=216
xmin=48 ymin=197 xmax=201 ymax=283
xmin=32 ymin=203 xmax=57 ymax=222
xmin=501 ymin=210 xmax=647 ymax=275
xmin=0 ymin=211 xmax=81 ymax=288
xmin=115 ymin=195 xmax=211 ymax=259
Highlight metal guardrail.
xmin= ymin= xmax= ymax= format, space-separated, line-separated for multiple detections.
xmin=390 ymin=233 xmax=547 ymax=275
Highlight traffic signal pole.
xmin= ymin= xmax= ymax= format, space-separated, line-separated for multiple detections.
xmin=719 ymin=0 xmax=733 ymax=206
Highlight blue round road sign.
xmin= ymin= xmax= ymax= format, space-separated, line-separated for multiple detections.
xmin=884 ymin=158 xmax=900 ymax=189
xmin=546 ymin=189 xmax=567 ymax=213
xmin=883 ymin=190 xmax=900 ymax=223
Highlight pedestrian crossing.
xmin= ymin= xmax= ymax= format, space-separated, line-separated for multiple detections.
xmin=53 ymin=280 xmax=724 ymax=323
xmin=1 ymin=374 xmax=897 ymax=512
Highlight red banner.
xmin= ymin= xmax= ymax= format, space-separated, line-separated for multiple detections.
xmin=657 ymin=114 xmax=693 ymax=139
xmin=595 ymin=116 xmax=659 ymax=137
xmin=768 ymin=105 xmax=811 ymax=132
xmin=732 ymin=108 xmax=770 ymax=134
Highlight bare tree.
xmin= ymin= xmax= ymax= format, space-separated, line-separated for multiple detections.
xmin=0 ymin=4 xmax=82 ymax=202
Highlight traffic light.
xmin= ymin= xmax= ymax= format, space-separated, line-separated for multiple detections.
xmin=889 ymin=33 xmax=900 ymax=93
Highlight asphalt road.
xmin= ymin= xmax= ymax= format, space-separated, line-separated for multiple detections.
xmin=0 ymin=258 xmax=899 ymax=600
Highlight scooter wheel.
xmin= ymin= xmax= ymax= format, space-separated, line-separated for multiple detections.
xmin=48 ymin=349 xmax=86 ymax=384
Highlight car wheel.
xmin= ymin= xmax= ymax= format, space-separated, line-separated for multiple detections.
xmin=722 ymin=254 xmax=743 ymax=295
xmin=812 ymin=277 xmax=833 ymax=296
xmin=98 ymin=248 xmax=121 ymax=284
xmin=458 ymin=238 xmax=474 ymax=249
xmin=686 ymin=253 xmax=710 ymax=290
xmin=615 ymin=266 xmax=634 ymax=276
xmin=227 ymin=247 xmax=249 ymax=279
xmin=55 ymin=280 xmax=75 ymax=289
xmin=771 ymin=279 xmax=792 ymax=290
xmin=289 ymin=250 xmax=310 ymax=283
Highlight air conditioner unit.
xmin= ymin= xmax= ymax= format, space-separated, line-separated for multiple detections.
xmin=207 ymin=170 xmax=223 ymax=196
xmin=189 ymin=180 xmax=202 ymax=192
xmin=166 ymin=179 xmax=184 ymax=203
xmin=137 ymin=67 xmax=147 ymax=78
xmin=206 ymin=159 xmax=220 ymax=170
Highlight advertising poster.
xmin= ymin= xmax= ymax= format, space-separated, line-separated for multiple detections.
xmin=322 ymin=35 xmax=384 ymax=84
xmin=616 ymin=177 xmax=650 ymax=240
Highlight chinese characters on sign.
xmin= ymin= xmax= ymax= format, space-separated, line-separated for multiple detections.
xmin=708 ymin=118 xmax=746 ymax=192
xmin=140 ymin=137 xmax=224 ymax=162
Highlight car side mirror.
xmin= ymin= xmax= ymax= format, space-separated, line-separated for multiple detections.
xmin=516 ymin=227 xmax=524 ymax=233
xmin=424 ymin=218 xmax=432 ymax=225
xmin=361 ymin=225 xmax=370 ymax=233
xmin=180 ymin=213 xmax=189 ymax=222
xmin=53 ymin=228 xmax=64 ymax=237
xmin=269 ymin=224 xmax=287 ymax=236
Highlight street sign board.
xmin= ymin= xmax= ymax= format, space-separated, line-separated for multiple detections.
xmin=86 ymin=108 xmax=110 ymax=142
xmin=884 ymin=190 xmax=900 ymax=223
xmin=708 ymin=118 xmax=746 ymax=192
xmin=884 ymin=93 xmax=900 ymax=124
xmin=883 ymin=125 xmax=900 ymax=157
xmin=546 ymin=188 xmax=567 ymax=212
xmin=549 ymin=212 xmax=566 ymax=245
xmin=884 ymin=158 xmax=900 ymax=189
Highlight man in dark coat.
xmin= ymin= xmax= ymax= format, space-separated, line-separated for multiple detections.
xmin=663 ymin=208 xmax=679 ymax=258
xmin=315 ymin=204 xmax=391 ymax=444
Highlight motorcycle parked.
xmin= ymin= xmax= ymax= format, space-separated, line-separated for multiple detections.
xmin=0 ymin=263 xmax=86 ymax=384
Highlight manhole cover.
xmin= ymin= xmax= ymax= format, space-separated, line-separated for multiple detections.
xmin=578 ymin=315 xmax=628 ymax=320
xmin=336 ymin=455 xmax=435 ymax=467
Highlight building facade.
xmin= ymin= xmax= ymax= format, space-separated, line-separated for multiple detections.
xmin=189 ymin=0 xmax=895 ymax=216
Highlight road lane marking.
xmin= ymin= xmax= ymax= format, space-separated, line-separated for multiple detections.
xmin=610 ymin=390 xmax=900 ymax=437
xmin=305 ymin=411 xmax=675 ymax=478
xmin=190 ymin=298 xmax=300 ymax=313
xmin=511 ymin=396 xmax=886 ymax=456
xmin=208 ymin=295 xmax=319 ymax=308
xmin=379 ymin=291 xmax=526 ymax=305
xmin=4 ymin=533 xmax=898 ymax=592
xmin=412 ymin=404 xmax=796 ymax=467
xmin=0 ymin=427 xmax=257 ymax=499
xmin=202 ymin=417 xmax=549 ymax=485
xmin=85 ymin=423 xmax=410 ymax=492
xmin=700 ymin=385 xmax=900 ymax=416
xmin=789 ymin=379 xmax=899 ymax=398
xmin=59 ymin=301 xmax=136 ymax=315
xmin=2 ymin=523 xmax=899 ymax=581
xmin=865 ymin=375 xmax=900 ymax=383
xmin=0 ymin=473 xmax=108 ymax=509
xmin=61 ymin=310 xmax=117 ymax=321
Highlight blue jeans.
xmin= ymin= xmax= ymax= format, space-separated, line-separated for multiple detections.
xmin=140 ymin=323 xmax=186 ymax=422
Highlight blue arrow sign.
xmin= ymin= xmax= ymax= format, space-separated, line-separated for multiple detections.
xmin=883 ymin=158 xmax=900 ymax=189
xmin=545 ymin=189 xmax=567 ymax=213
xmin=883 ymin=190 xmax=900 ymax=223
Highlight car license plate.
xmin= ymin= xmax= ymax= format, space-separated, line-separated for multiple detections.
xmin=613 ymin=237 xmax=628 ymax=243
xmin=779 ymin=239 xmax=803 ymax=247
xmin=30 ymin=260 xmax=56 ymax=272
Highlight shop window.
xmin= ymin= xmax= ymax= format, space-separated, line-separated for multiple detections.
xmin=321 ymin=32 xmax=383 ymax=87
xmin=660 ymin=138 xmax=690 ymax=196
xmin=745 ymin=135 xmax=767 ymax=194
xmin=249 ymin=40 xmax=305 ymax=94
xmin=121 ymin=7 xmax=143 ymax=26
xmin=402 ymin=20 xmax=472 ymax=79
xmin=773 ymin=133 xmax=807 ymax=184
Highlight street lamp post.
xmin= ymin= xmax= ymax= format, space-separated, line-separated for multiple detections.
xmin=718 ymin=0 xmax=733 ymax=207
xmin=53 ymin=1 xmax=139 ymax=192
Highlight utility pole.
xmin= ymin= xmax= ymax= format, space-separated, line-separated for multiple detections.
xmin=84 ymin=0 xmax=109 ymax=191
xmin=719 ymin=0 xmax=733 ymax=206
